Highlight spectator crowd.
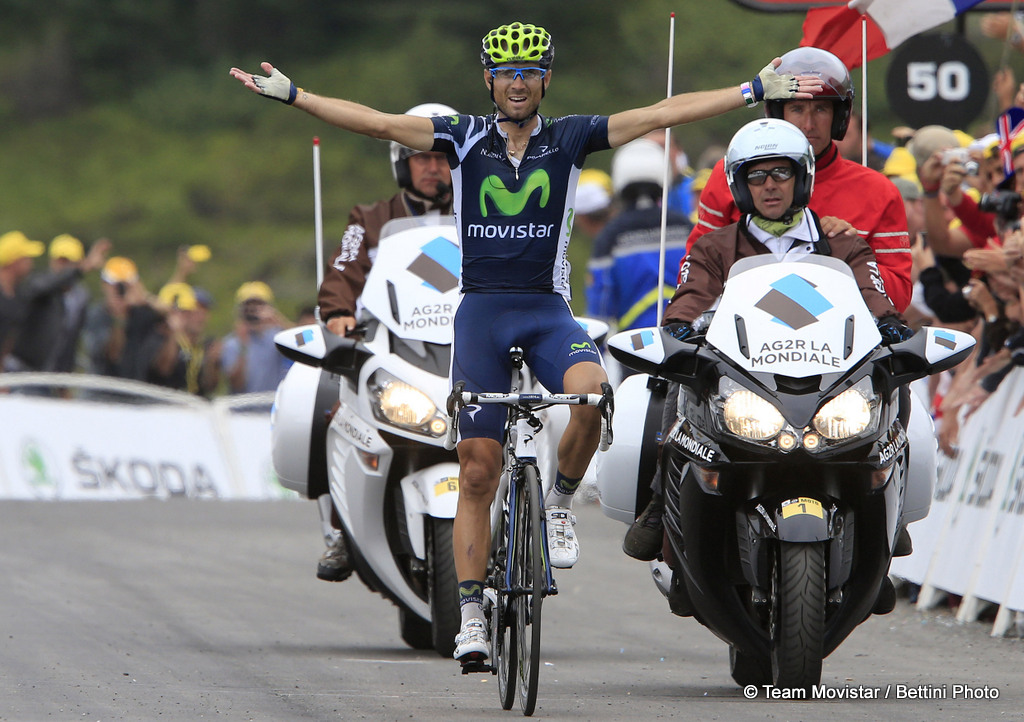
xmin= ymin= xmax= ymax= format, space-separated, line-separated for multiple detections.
xmin=0 ymin=234 xmax=299 ymax=398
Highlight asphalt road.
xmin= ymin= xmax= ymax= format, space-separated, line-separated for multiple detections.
xmin=0 ymin=500 xmax=1019 ymax=721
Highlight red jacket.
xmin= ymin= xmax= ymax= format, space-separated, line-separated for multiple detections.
xmin=686 ymin=142 xmax=912 ymax=312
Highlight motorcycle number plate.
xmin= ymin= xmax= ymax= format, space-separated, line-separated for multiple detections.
xmin=780 ymin=497 xmax=824 ymax=520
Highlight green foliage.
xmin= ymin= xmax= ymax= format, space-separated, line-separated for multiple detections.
xmin=0 ymin=1 xmax=1017 ymax=330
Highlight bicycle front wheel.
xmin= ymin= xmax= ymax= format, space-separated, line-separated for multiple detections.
xmin=514 ymin=463 xmax=545 ymax=715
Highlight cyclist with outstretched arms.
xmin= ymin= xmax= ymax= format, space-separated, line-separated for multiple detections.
xmin=229 ymin=21 xmax=822 ymax=668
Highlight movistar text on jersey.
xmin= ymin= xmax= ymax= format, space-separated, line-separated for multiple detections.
xmin=467 ymin=222 xmax=557 ymax=239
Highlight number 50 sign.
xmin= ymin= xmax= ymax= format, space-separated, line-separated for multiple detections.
xmin=886 ymin=33 xmax=988 ymax=130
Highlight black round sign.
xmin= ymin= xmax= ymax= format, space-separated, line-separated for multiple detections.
xmin=885 ymin=33 xmax=989 ymax=130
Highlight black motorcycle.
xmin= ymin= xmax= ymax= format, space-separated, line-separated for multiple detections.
xmin=599 ymin=256 xmax=974 ymax=689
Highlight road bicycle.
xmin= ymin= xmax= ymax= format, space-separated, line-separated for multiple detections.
xmin=446 ymin=348 xmax=613 ymax=715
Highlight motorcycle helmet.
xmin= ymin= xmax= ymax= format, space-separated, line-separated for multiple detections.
xmin=725 ymin=118 xmax=815 ymax=216
xmin=390 ymin=102 xmax=457 ymax=192
xmin=765 ymin=47 xmax=854 ymax=141
xmin=611 ymin=139 xmax=665 ymax=196
xmin=480 ymin=22 xmax=554 ymax=69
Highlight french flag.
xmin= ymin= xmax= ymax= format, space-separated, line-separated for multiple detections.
xmin=802 ymin=0 xmax=988 ymax=69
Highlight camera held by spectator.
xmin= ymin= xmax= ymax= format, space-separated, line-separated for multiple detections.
xmin=941 ymin=147 xmax=979 ymax=176
xmin=978 ymin=189 xmax=1023 ymax=231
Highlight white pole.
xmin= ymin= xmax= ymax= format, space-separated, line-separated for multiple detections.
xmin=313 ymin=136 xmax=325 ymax=291
xmin=657 ymin=12 xmax=676 ymax=327
xmin=860 ymin=16 xmax=868 ymax=167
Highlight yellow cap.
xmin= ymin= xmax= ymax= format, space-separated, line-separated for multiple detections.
xmin=691 ymin=167 xmax=713 ymax=193
xmin=158 ymin=282 xmax=198 ymax=311
xmin=0 ymin=230 xmax=45 ymax=266
xmin=235 ymin=281 xmax=274 ymax=303
xmin=101 ymin=256 xmax=139 ymax=284
xmin=953 ymin=129 xmax=974 ymax=148
xmin=49 ymin=234 xmax=84 ymax=262
xmin=186 ymin=244 xmax=211 ymax=263
xmin=882 ymin=147 xmax=916 ymax=179
xmin=575 ymin=169 xmax=613 ymax=214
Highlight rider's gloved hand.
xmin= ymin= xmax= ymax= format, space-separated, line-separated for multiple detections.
xmin=250 ymin=64 xmax=301 ymax=104
xmin=744 ymin=61 xmax=799 ymax=105
xmin=663 ymin=322 xmax=695 ymax=341
xmin=876 ymin=315 xmax=914 ymax=345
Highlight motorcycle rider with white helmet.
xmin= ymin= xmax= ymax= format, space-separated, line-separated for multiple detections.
xmin=313 ymin=102 xmax=456 ymax=582
xmin=623 ymin=118 xmax=912 ymax=562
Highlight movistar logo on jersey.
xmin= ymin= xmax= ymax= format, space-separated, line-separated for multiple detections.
xmin=479 ymin=169 xmax=551 ymax=217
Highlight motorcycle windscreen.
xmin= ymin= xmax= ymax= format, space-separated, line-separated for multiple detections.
xmin=360 ymin=223 xmax=461 ymax=346
xmin=706 ymin=255 xmax=881 ymax=378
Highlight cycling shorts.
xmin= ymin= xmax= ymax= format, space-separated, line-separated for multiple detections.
xmin=451 ymin=292 xmax=602 ymax=442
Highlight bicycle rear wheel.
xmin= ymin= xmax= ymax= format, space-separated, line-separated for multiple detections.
xmin=493 ymin=500 xmax=517 ymax=710
xmin=514 ymin=463 xmax=545 ymax=715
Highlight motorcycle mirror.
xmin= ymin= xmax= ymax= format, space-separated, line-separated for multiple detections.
xmin=884 ymin=326 xmax=975 ymax=387
xmin=607 ymin=327 xmax=701 ymax=378
xmin=274 ymin=323 xmax=372 ymax=380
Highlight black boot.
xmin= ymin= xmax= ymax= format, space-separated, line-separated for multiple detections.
xmin=623 ymin=494 xmax=664 ymax=561
xmin=893 ymin=525 xmax=913 ymax=557
xmin=873 ymin=575 xmax=897 ymax=615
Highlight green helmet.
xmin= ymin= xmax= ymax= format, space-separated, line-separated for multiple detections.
xmin=480 ymin=22 xmax=554 ymax=69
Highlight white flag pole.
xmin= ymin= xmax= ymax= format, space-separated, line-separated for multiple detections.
xmin=657 ymin=12 xmax=676 ymax=327
xmin=861 ymin=15 xmax=868 ymax=167
xmin=313 ymin=136 xmax=325 ymax=291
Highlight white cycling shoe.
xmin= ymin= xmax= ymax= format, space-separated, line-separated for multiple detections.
xmin=453 ymin=618 xmax=489 ymax=661
xmin=545 ymin=506 xmax=579 ymax=569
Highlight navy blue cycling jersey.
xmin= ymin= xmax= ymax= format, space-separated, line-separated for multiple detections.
xmin=430 ymin=113 xmax=610 ymax=297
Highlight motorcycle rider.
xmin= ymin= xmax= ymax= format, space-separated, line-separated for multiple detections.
xmin=229 ymin=21 xmax=823 ymax=667
xmin=623 ymin=118 xmax=913 ymax=561
xmin=312 ymin=102 xmax=456 ymax=583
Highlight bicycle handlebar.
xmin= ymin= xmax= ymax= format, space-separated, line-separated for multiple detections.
xmin=445 ymin=384 xmax=615 ymax=452
xmin=457 ymin=391 xmax=607 ymax=407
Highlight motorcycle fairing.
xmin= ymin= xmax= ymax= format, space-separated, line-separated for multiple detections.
xmin=361 ymin=224 xmax=461 ymax=346
xmin=400 ymin=463 xmax=461 ymax=560
xmin=707 ymin=255 xmax=880 ymax=378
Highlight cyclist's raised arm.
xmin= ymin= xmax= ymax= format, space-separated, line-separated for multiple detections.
xmin=606 ymin=58 xmax=823 ymax=149
xmin=228 ymin=62 xmax=437 ymax=152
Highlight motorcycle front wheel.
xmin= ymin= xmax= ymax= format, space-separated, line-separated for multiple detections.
xmin=770 ymin=541 xmax=826 ymax=690
xmin=428 ymin=518 xmax=461 ymax=657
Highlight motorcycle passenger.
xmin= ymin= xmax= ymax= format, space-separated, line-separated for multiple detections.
xmin=686 ymin=47 xmax=912 ymax=314
xmin=623 ymin=118 xmax=913 ymax=561
xmin=230 ymin=21 xmax=823 ymax=668
xmin=312 ymin=103 xmax=456 ymax=583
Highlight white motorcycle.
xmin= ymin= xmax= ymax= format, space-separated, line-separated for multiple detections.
xmin=272 ymin=217 xmax=463 ymax=657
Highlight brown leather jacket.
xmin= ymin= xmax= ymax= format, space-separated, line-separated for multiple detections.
xmin=318 ymin=191 xmax=452 ymax=321
xmin=664 ymin=210 xmax=899 ymax=325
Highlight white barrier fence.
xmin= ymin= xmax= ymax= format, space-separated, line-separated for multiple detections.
xmin=891 ymin=367 xmax=1024 ymax=637
xmin=0 ymin=374 xmax=294 ymax=501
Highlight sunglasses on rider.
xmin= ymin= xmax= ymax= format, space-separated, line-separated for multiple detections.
xmin=745 ymin=166 xmax=795 ymax=185
xmin=489 ymin=67 xmax=548 ymax=82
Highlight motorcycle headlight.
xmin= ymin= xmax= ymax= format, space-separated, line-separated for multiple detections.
xmin=368 ymin=370 xmax=445 ymax=435
xmin=723 ymin=389 xmax=785 ymax=440
xmin=813 ymin=382 xmax=878 ymax=440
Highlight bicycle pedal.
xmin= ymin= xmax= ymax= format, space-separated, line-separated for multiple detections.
xmin=459 ymin=653 xmax=493 ymax=675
